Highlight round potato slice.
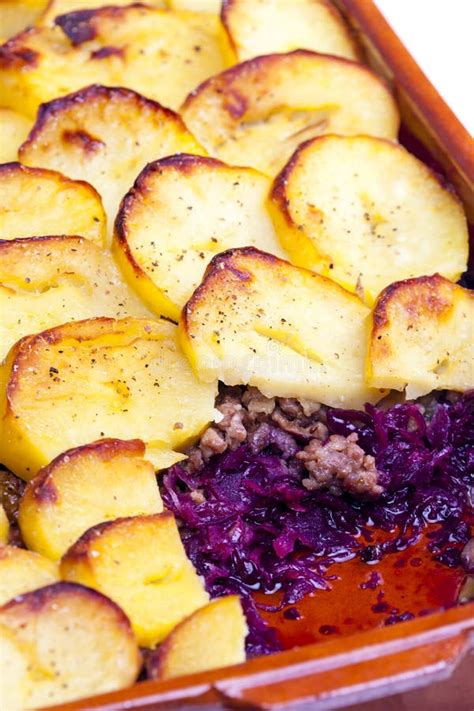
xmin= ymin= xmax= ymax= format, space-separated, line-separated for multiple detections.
xmin=0 ymin=545 xmax=59 ymax=606
xmin=0 ymin=503 xmax=8 ymax=544
xmin=40 ymin=0 xmax=167 ymax=25
xmin=19 ymin=85 xmax=205 ymax=235
xmin=0 ymin=317 xmax=217 ymax=480
xmin=0 ymin=4 xmax=230 ymax=117
xmin=179 ymin=247 xmax=384 ymax=408
xmin=149 ymin=595 xmax=247 ymax=680
xmin=222 ymin=0 xmax=359 ymax=62
xmin=114 ymin=154 xmax=286 ymax=320
xmin=20 ymin=439 xmax=164 ymax=560
xmin=368 ymin=275 xmax=474 ymax=399
xmin=61 ymin=513 xmax=209 ymax=647
xmin=0 ymin=163 xmax=106 ymax=245
xmin=0 ymin=109 xmax=32 ymax=163
xmin=0 ymin=582 xmax=141 ymax=709
xmin=270 ymin=135 xmax=469 ymax=302
xmin=0 ymin=236 xmax=150 ymax=362
xmin=181 ymin=50 xmax=399 ymax=175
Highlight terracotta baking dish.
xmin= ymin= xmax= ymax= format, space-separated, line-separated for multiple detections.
xmin=43 ymin=1 xmax=474 ymax=708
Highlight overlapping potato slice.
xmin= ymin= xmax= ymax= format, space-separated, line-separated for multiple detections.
xmin=0 ymin=582 xmax=141 ymax=709
xmin=180 ymin=247 xmax=383 ymax=408
xmin=39 ymin=0 xmax=167 ymax=25
xmin=0 ymin=5 xmax=230 ymax=117
xmin=149 ymin=595 xmax=247 ymax=680
xmin=114 ymin=154 xmax=286 ymax=320
xmin=368 ymin=275 xmax=474 ymax=398
xmin=270 ymin=135 xmax=469 ymax=302
xmin=222 ymin=0 xmax=359 ymax=62
xmin=0 ymin=236 xmax=150 ymax=362
xmin=20 ymin=439 xmax=164 ymax=561
xmin=0 ymin=317 xmax=217 ymax=480
xmin=0 ymin=545 xmax=59 ymax=605
xmin=0 ymin=0 xmax=46 ymax=40
xmin=0 ymin=163 xmax=106 ymax=244
xmin=0 ymin=504 xmax=8 ymax=543
xmin=0 ymin=109 xmax=32 ymax=162
xmin=181 ymin=50 xmax=399 ymax=175
xmin=19 ymin=85 xmax=205 ymax=232
xmin=61 ymin=513 xmax=210 ymax=647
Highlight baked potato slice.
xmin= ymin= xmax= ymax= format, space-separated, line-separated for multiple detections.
xmin=19 ymin=439 xmax=164 ymax=561
xmin=0 ymin=545 xmax=59 ymax=606
xmin=0 ymin=0 xmax=46 ymax=40
xmin=0 ymin=317 xmax=216 ymax=480
xmin=180 ymin=247 xmax=383 ymax=408
xmin=181 ymin=50 xmax=399 ymax=175
xmin=39 ymin=0 xmax=167 ymax=24
xmin=270 ymin=135 xmax=469 ymax=302
xmin=0 ymin=163 xmax=106 ymax=244
xmin=0 ymin=582 xmax=141 ymax=709
xmin=61 ymin=513 xmax=209 ymax=647
xmin=368 ymin=275 xmax=474 ymax=398
xmin=0 ymin=108 xmax=32 ymax=162
xmin=149 ymin=595 xmax=247 ymax=680
xmin=0 ymin=236 xmax=150 ymax=362
xmin=0 ymin=503 xmax=8 ymax=543
xmin=114 ymin=154 xmax=286 ymax=320
xmin=0 ymin=5 xmax=230 ymax=117
xmin=19 ymin=84 xmax=205 ymax=232
xmin=222 ymin=0 xmax=359 ymax=62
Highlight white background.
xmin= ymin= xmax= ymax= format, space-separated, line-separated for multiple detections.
xmin=376 ymin=0 xmax=474 ymax=134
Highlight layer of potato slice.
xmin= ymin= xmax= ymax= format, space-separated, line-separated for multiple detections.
xmin=114 ymin=154 xmax=286 ymax=320
xmin=0 ymin=109 xmax=32 ymax=162
xmin=19 ymin=84 xmax=205 ymax=233
xmin=0 ymin=503 xmax=8 ymax=543
xmin=0 ymin=5 xmax=231 ymax=117
xmin=20 ymin=439 xmax=164 ymax=561
xmin=0 ymin=317 xmax=217 ymax=480
xmin=222 ymin=0 xmax=359 ymax=62
xmin=149 ymin=595 xmax=247 ymax=680
xmin=181 ymin=50 xmax=399 ymax=175
xmin=0 ymin=236 xmax=150 ymax=363
xmin=0 ymin=545 xmax=59 ymax=606
xmin=0 ymin=163 xmax=106 ymax=244
xmin=61 ymin=513 xmax=210 ymax=647
xmin=270 ymin=135 xmax=469 ymax=302
xmin=39 ymin=0 xmax=167 ymax=24
xmin=368 ymin=275 xmax=474 ymax=398
xmin=0 ymin=582 xmax=141 ymax=709
xmin=180 ymin=247 xmax=383 ymax=408
xmin=0 ymin=0 xmax=46 ymax=40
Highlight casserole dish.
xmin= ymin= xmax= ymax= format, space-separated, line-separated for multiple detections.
xmin=31 ymin=0 xmax=471 ymax=708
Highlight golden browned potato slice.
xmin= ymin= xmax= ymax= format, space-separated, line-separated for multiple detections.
xmin=0 ymin=503 xmax=8 ymax=543
xmin=149 ymin=595 xmax=247 ymax=680
xmin=0 ymin=163 xmax=106 ymax=244
xmin=0 ymin=317 xmax=217 ymax=480
xmin=0 ymin=0 xmax=46 ymax=39
xmin=0 ymin=582 xmax=141 ymax=708
xmin=0 ymin=5 xmax=230 ymax=117
xmin=114 ymin=154 xmax=286 ymax=321
xmin=19 ymin=439 xmax=164 ymax=561
xmin=0 ymin=623 xmax=31 ymax=711
xmin=181 ymin=50 xmax=399 ymax=175
xmin=0 ymin=108 xmax=32 ymax=162
xmin=61 ymin=513 xmax=209 ymax=647
xmin=270 ymin=135 xmax=469 ymax=303
xmin=0 ymin=545 xmax=59 ymax=606
xmin=368 ymin=275 xmax=474 ymax=398
xmin=0 ymin=236 xmax=150 ymax=362
xmin=39 ymin=0 xmax=167 ymax=25
xmin=180 ymin=247 xmax=383 ymax=408
xmin=222 ymin=0 xmax=359 ymax=62
xmin=19 ymin=85 xmax=205 ymax=232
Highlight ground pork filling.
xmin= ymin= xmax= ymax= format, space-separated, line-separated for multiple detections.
xmin=187 ymin=385 xmax=383 ymax=498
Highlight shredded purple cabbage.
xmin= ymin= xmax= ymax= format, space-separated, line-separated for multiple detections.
xmin=161 ymin=392 xmax=473 ymax=656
